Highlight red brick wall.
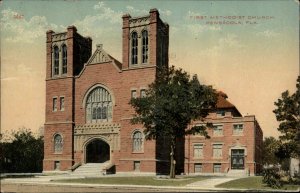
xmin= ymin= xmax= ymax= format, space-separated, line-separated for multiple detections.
xmin=122 ymin=14 xmax=130 ymax=69
xmin=73 ymin=61 xmax=157 ymax=172
xmin=185 ymin=114 xmax=261 ymax=175
xmin=43 ymin=123 xmax=73 ymax=171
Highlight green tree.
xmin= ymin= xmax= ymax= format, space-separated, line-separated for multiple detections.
xmin=130 ymin=66 xmax=217 ymax=178
xmin=0 ymin=128 xmax=44 ymax=173
xmin=262 ymin=137 xmax=280 ymax=165
xmin=273 ymin=76 xmax=300 ymax=158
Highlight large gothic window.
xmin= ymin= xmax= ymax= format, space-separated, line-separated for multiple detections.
xmin=62 ymin=44 xmax=67 ymax=74
xmin=86 ymin=87 xmax=112 ymax=123
xmin=54 ymin=134 xmax=63 ymax=153
xmin=133 ymin=131 xmax=143 ymax=152
xmin=142 ymin=30 xmax=148 ymax=63
xmin=131 ymin=32 xmax=138 ymax=65
xmin=53 ymin=46 xmax=59 ymax=76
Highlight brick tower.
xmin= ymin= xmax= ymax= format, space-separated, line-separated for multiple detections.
xmin=122 ymin=8 xmax=169 ymax=70
xmin=43 ymin=26 xmax=92 ymax=171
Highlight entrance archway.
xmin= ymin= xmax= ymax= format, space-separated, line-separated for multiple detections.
xmin=85 ymin=139 xmax=110 ymax=163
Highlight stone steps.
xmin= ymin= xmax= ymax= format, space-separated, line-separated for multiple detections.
xmin=226 ymin=169 xmax=249 ymax=177
xmin=70 ymin=162 xmax=110 ymax=176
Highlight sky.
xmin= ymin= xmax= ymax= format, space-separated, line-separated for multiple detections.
xmin=0 ymin=0 xmax=299 ymax=138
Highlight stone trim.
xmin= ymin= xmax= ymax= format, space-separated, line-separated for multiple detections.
xmin=45 ymin=121 xmax=74 ymax=125
xmin=129 ymin=15 xmax=150 ymax=24
xmin=119 ymin=158 xmax=157 ymax=161
xmin=122 ymin=64 xmax=156 ymax=71
xmin=81 ymin=83 xmax=116 ymax=109
xmin=74 ymin=123 xmax=121 ymax=153
xmin=74 ymin=123 xmax=121 ymax=134
xmin=44 ymin=158 xmax=73 ymax=161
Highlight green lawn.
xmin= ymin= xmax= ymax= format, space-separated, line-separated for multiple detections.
xmin=55 ymin=176 xmax=211 ymax=186
xmin=216 ymin=176 xmax=299 ymax=190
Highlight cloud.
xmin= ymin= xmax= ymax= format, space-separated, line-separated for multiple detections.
xmin=125 ymin=5 xmax=148 ymax=16
xmin=200 ymin=34 xmax=243 ymax=56
xmin=93 ymin=1 xmax=123 ymax=24
xmin=124 ymin=5 xmax=171 ymax=17
xmin=159 ymin=9 xmax=172 ymax=17
xmin=1 ymin=9 xmax=59 ymax=43
xmin=186 ymin=24 xmax=221 ymax=35
xmin=256 ymin=30 xmax=279 ymax=38
xmin=70 ymin=1 xmax=124 ymax=38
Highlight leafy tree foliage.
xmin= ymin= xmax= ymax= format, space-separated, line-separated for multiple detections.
xmin=262 ymin=166 xmax=282 ymax=188
xmin=130 ymin=66 xmax=217 ymax=178
xmin=273 ymin=76 xmax=300 ymax=158
xmin=262 ymin=137 xmax=281 ymax=165
xmin=0 ymin=128 xmax=44 ymax=173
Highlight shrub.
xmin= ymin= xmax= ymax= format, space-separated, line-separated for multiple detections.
xmin=262 ymin=166 xmax=282 ymax=188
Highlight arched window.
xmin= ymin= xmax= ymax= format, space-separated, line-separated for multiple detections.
xmin=54 ymin=134 xmax=63 ymax=153
xmin=133 ymin=131 xmax=143 ymax=152
xmin=53 ymin=46 xmax=59 ymax=75
xmin=131 ymin=32 xmax=138 ymax=65
xmin=86 ymin=87 xmax=113 ymax=123
xmin=62 ymin=44 xmax=67 ymax=74
xmin=142 ymin=30 xmax=148 ymax=63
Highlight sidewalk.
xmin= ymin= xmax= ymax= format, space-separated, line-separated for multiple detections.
xmin=186 ymin=177 xmax=239 ymax=189
xmin=1 ymin=175 xmax=297 ymax=192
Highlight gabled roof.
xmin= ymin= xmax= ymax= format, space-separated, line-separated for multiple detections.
xmin=216 ymin=91 xmax=242 ymax=116
xmin=86 ymin=44 xmax=122 ymax=71
xmin=216 ymin=91 xmax=235 ymax=109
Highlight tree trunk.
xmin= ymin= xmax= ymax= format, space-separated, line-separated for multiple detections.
xmin=170 ymin=138 xmax=176 ymax=178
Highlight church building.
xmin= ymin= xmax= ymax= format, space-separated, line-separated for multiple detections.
xmin=43 ymin=9 xmax=263 ymax=176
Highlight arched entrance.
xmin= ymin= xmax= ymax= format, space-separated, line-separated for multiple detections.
xmin=85 ymin=139 xmax=110 ymax=163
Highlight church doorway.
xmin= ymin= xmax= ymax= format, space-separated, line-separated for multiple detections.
xmin=85 ymin=139 xmax=110 ymax=163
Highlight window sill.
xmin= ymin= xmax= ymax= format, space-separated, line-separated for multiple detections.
xmin=213 ymin=157 xmax=223 ymax=159
xmin=132 ymin=151 xmax=144 ymax=154
xmin=212 ymin=135 xmax=224 ymax=137
xmin=53 ymin=152 xmax=63 ymax=155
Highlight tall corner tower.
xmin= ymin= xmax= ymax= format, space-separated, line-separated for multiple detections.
xmin=43 ymin=26 xmax=92 ymax=172
xmin=122 ymin=8 xmax=169 ymax=70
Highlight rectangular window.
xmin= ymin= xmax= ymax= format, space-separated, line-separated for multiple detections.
xmin=213 ymin=163 xmax=221 ymax=173
xmin=60 ymin=97 xmax=65 ymax=111
xmin=131 ymin=90 xmax=137 ymax=98
xmin=213 ymin=125 xmax=223 ymax=136
xmin=134 ymin=161 xmax=140 ymax=171
xmin=54 ymin=161 xmax=60 ymax=170
xmin=53 ymin=98 xmax=57 ymax=111
xmin=194 ymin=163 xmax=202 ymax=173
xmin=193 ymin=144 xmax=203 ymax=158
xmin=140 ymin=89 xmax=146 ymax=98
xmin=233 ymin=124 xmax=243 ymax=135
xmin=213 ymin=144 xmax=223 ymax=158
xmin=216 ymin=110 xmax=225 ymax=117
